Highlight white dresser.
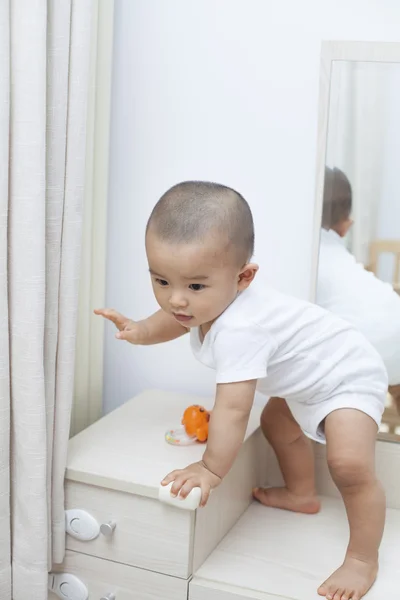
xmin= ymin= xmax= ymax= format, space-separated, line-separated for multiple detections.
xmin=49 ymin=390 xmax=265 ymax=600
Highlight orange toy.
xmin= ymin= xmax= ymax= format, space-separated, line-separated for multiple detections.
xmin=181 ymin=405 xmax=210 ymax=442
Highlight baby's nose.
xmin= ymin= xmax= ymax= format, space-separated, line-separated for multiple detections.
xmin=169 ymin=293 xmax=189 ymax=309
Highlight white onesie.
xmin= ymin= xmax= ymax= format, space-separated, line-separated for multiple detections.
xmin=190 ymin=283 xmax=388 ymax=443
xmin=317 ymin=228 xmax=400 ymax=385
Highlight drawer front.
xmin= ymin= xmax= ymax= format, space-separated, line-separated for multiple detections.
xmin=49 ymin=550 xmax=188 ymax=600
xmin=65 ymin=481 xmax=194 ymax=578
xmin=193 ymin=429 xmax=266 ymax=571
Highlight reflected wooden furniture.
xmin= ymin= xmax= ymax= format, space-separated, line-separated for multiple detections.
xmin=369 ymin=239 xmax=400 ymax=294
xmin=379 ymin=387 xmax=400 ymax=443
xmin=389 ymin=383 xmax=400 ymax=416
xmin=381 ymin=397 xmax=399 ymax=436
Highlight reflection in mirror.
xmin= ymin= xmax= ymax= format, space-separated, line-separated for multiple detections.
xmin=316 ymin=61 xmax=400 ymax=442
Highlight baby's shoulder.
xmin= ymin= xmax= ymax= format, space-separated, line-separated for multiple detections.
xmin=220 ymin=283 xmax=341 ymax=332
xmin=231 ymin=283 xmax=311 ymax=319
xmin=214 ymin=284 xmax=281 ymax=332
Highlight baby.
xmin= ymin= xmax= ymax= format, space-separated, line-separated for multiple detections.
xmin=96 ymin=181 xmax=388 ymax=600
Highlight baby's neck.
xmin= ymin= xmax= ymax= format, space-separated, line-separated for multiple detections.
xmin=199 ymin=322 xmax=213 ymax=341
xmin=199 ymin=290 xmax=245 ymax=339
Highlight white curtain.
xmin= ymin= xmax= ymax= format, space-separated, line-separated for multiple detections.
xmin=325 ymin=61 xmax=392 ymax=266
xmin=0 ymin=1 xmax=93 ymax=598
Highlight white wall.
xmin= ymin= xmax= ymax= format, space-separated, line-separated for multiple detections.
xmin=104 ymin=0 xmax=400 ymax=413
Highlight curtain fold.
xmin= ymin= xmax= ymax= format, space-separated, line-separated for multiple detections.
xmin=9 ymin=1 xmax=48 ymax=594
xmin=0 ymin=1 xmax=93 ymax=597
xmin=50 ymin=0 xmax=93 ymax=566
xmin=0 ymin=0 xmax=11 ymax=596
xmin=44 ymin=0 xmax=72 ymax=569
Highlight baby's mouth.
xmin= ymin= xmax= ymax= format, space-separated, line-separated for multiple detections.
xmin=173 ymin=313 xmax=193 ymax=323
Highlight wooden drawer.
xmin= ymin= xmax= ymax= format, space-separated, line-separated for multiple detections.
xmin=64 ymin=390 xmax=264 ymax=580
xmin=192 ymin=428 xmax=266 ymax=571
xmin=49 ymin=550 xmax=188 ymax=600
xmin=65 ymin=481 xmax=194 ymax=578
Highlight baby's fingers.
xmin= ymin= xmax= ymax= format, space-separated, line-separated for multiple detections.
xmin=115 ymin=327 xmax=135 ymax=341
xmin=170 ymin=476 xmax=189 ymax=498
xmin=161 ymin=470 xmax=181 ymax=487
xmin=94 ymin=308 xmax=127 ymax=330
xmin=178 ymin=479 xmax=197 ymax=500
xmin=200 ymin=484 xmax=212 ymax=507
xmin=179 ymin=477 xmax=211 ymax=506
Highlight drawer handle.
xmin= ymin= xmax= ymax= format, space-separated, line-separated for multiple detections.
xmin=101 ymin=594 xmax=116 ymax=600
xmin=100 ymin=521 xmax=116 ymax=537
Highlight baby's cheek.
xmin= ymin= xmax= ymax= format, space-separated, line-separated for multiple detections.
xmin=154 ymin=291 xmax=168 ymax=311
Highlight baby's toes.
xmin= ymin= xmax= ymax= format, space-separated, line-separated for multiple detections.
xmin=320 ymin=585 xmax=336 ymax=600
xmin=326 ymin=587 xmax=340 ymax=600
xmin=317 ymin=582 xmax=328 ymax=597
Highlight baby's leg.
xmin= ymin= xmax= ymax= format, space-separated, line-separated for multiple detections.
xmin=318 ymin=408 xmax=385 ymax=600
xmin=253 ymin=397 xmax=320 ymax=514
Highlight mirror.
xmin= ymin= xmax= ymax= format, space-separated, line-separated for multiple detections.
xmin=316 ymin=60 xmax=400 ymax=442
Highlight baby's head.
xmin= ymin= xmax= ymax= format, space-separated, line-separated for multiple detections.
xmin=322 ymin=167 xmax=353 ymax=237
xmin=145 ymin=181 xmax=258 ymax=328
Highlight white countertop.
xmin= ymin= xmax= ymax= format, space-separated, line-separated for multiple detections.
xmin=66 ymin=389 xmax=262 ymax=499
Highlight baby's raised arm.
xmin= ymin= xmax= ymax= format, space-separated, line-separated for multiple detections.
xmin=94 ymin=308 xmax=188 ymax=345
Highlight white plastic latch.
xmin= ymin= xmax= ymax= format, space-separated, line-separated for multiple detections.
xmin=65 ymin=509 xmax=100 ymax=541
xmin=48 ymin=573 xmax=88 ymax=600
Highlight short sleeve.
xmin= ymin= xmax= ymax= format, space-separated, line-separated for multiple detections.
xmin=212 ymin=326 xmax=276 ymax=384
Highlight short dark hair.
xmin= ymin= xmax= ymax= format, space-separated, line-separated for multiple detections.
xmin=322 ymin=167 xmax=352 ymax=229
xmin=146 ymin=181 xmax=255 ymax=265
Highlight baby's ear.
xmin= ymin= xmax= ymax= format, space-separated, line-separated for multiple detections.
xmin=238 ymin=263 xmax=258 ymax=291
xmin=335 ymin=218 xmax=353 ymax=238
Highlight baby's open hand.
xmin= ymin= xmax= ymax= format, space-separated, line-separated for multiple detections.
xmin=161 ymin=461 xmax=221 ymax=507
xmin=94 ymin=308 xmax=142 ymax=344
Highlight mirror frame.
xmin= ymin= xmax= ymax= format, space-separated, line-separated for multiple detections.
xmin=311 ymin=41 xmax=400 ymax=443
xmin=310 ymin=40 xmax=400 ymax=301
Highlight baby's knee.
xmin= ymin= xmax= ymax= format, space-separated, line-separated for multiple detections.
xmin=327 ymin=453 xmax=374 ymax=489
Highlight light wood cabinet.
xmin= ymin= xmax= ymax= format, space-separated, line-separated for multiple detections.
xmin=51 ymin=390 xmax=264 ymax=599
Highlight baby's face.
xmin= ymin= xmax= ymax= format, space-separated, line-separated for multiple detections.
xmin=146 ymin=233 xmax=255 ymax=329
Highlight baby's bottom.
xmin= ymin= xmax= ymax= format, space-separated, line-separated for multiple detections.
xmin=254 ymin=398 xmax=385 ymax=600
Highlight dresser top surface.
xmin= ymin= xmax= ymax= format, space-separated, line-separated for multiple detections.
xmin=66 ymin=389 xmax=262 ymax=498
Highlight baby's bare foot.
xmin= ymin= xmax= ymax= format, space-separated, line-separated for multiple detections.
xmin=318 ymin=556 xmax=378 ymax=600
xmin=252 ymin=486 xmax=321 ymax=514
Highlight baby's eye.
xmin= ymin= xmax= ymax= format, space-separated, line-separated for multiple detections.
xmin=189 ymin=283 xmax=205 ymax=291
xmin=155 ymin=278 xmax=169 ymax=287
